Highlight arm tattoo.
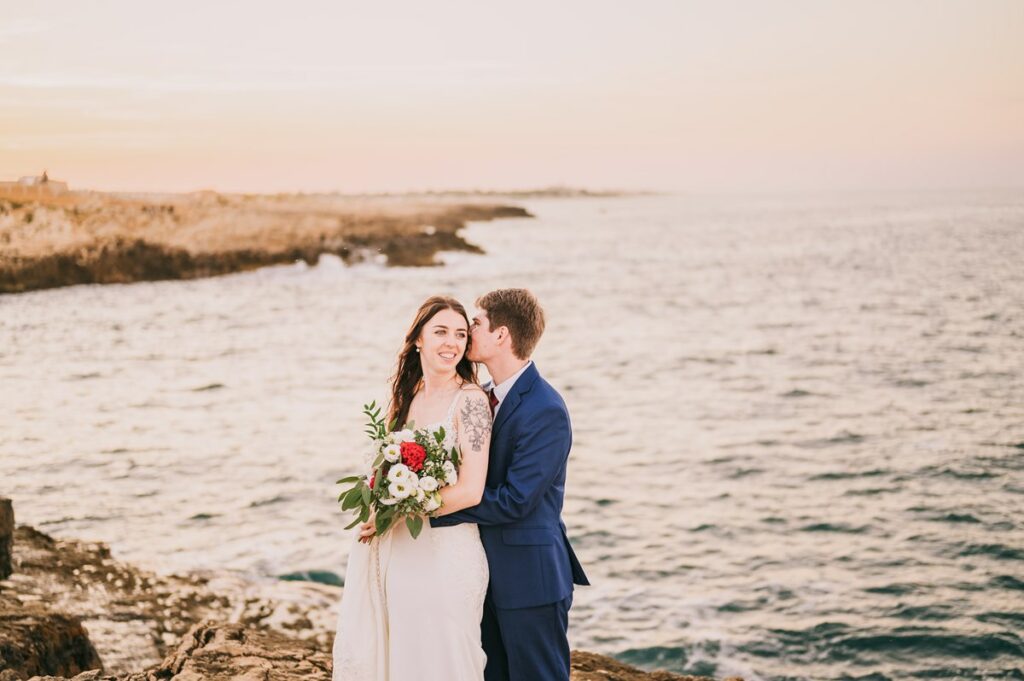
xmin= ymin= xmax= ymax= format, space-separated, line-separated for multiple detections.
xmin=459 ymin=395 xmax=492 ymax=453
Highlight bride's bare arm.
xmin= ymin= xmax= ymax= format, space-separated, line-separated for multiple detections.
xmin=435 ymin=388 xmax=491 ymax=516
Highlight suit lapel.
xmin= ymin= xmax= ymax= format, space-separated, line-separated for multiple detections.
xmin=491 ymin=363 xmax=539 ymax=439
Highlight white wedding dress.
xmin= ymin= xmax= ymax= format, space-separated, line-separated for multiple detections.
xmin=332 ymin=394 xmax=489 ymax=681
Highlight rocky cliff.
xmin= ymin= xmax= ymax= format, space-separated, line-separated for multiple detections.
xmin=0 ymin=191 xmax=531 ymax=294
xmin=0 ymin=501 xmax=737 ymax=680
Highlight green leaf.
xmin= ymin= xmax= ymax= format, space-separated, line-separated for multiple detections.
xmin=406 ymin=515 xmax=424 ymax=539
xmin=372 ymin=453 xmax=384 ymax=468
xmin=344 ymin=515 xmax=362 ymax=530
xmin=358 ymin=505 xmax=370 ymax=523
xmin=336 ymin=475 xmax=361 ymax=485
xmin=360 ymin=485 xmax=371 ymax=506
xmin=341 ymin=487 xmax=362 ymax=510
xmin=450 ymin=446 xmax=461 ymax=467
xmin=375 ymin=512 xmax=392 ymax=535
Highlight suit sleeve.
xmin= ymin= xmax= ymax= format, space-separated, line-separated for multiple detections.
xmin=432 ymin=406 xmax=571 ymax=527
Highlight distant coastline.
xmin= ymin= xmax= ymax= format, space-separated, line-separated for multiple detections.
xmin=294 ymin=187 xmax=655 ymax=199
xmin=0 ymin=187 xmax=544 ymax=294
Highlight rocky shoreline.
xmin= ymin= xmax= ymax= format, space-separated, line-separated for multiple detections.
xmin=0 ymin=499 xmax=736 ymax=680
xmin=0 ymin=191 xmax=531 ymax=294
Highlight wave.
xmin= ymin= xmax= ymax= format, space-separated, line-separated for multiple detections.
xmin=277 ymin=569 xmax=343 ymax=587
xmin=990 ymin=575 xmax=1024 ymax=590
xmin=956 ymin=543 xmax=1024 ymax=561
xmin=864 ymin=583 xmax=921 ymax=595
xmin=974 ymin=611 xmax=1024 ymax=629
xmin=779 ymin=389 xmax=816 ymax=398
xmin=834 ymin=629 xmax=1024 ymax=661
xmin=843 ymin=486 xmax=903 ymax=496
xmin=929 ymin=512 xmax=982 ymax=524
xmin=248 ymin=494 xmax=290 ymax=508
xmin=887 ymin=604 xmax=955 ymax=621
xmin=810 ymin=468 xmax=889 ymax=481
xmin=801 ymin=522 xmax=870 ymax=534
xmin=796 ymin=430 xmax=867 ymax=448
xmin=919 ymin=465 xmax=999 ymax=480
xmin=616 ymin=645 xmax=688 ymax=670
xmin=741 ymin=623 xmax=1024 ymax=663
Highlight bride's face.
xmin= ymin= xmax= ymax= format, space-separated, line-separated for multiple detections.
xmin=416 ymin=308 xmax=469 ymax=374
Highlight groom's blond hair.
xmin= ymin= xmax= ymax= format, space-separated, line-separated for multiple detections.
xmin=477 ymin=288 xmax=546 ymax=360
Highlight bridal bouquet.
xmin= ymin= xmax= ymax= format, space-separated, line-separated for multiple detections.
xmin=336 ymin=401 xmax=461 ymax=539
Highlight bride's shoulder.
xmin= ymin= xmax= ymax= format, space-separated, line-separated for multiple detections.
xmin=455 ymin=383 xmax=488 ymax=411
xmin=459 ymin=382 xmax=485 ymax=395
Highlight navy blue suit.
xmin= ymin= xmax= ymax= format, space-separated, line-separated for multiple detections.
xmin=431 ymin=363 xmax=589 ymax=681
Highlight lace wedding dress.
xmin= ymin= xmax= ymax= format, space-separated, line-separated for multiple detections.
xmin=332 ymin=393 xmax=489 ymax=681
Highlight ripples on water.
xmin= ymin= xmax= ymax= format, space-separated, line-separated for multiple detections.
xmin=1 ymin=193 xmax=1023 ymax=680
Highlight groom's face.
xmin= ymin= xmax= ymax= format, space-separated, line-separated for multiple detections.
xmin=467 ymin=310 xmax=497 ymax=363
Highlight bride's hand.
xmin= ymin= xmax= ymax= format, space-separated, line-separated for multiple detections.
xmin=358 ymin=510 xmax=377 ymax=543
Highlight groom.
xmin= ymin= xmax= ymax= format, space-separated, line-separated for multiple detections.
xmin=431 ymin=288 xmax=589 ymax=681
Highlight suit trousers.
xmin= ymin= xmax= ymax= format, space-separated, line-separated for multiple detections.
xmin=481 ymin=591 xmax=573 ymax=681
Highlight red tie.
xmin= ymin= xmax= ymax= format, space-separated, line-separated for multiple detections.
xmin=487 ymin=388 xmax=499 ymax=416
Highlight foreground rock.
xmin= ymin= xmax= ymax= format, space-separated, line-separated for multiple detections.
xmin=150 ymin=622 xmax=331 ymax=680
xmin=1 ymin=500 xmax=12 ymax=580
xmin=18 ymin=623 xmax=724 ymax=681
xmin=0 ymin=597 xmax=100 ymax=679
xmin=0 ymin=515 xmax=735 ymax=680
xmin=0 ymin=191 xmax=531 ymax=293
xmin=0 ymin=526 xmax=337 ymax=676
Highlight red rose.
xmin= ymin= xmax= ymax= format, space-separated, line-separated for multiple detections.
xmin=400 ymin=441 xmax=427 ymax=472
xmin=369 ymin=474 xmax=375 ymax=490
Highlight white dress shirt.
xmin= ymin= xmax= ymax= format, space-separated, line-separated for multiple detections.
xmin=485 ymin=361 xmax=533 ymax=417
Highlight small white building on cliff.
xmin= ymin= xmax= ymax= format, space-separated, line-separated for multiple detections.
xmin=0 ymin=172 xmax=69 ymax=198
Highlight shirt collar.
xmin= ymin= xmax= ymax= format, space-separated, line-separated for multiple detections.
xmin=488 ymin=361 xmax=532 ymax=405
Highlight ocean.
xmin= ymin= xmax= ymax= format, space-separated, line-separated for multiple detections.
xmin=2 ymin=192 xmax=1022 ymax=680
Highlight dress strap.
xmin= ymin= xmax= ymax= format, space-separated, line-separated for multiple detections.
xmin=444 ymin=389 xmax=462 ymax=425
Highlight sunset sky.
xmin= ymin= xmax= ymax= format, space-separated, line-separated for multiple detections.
xmin=2 ymin=1 xmax=1022 ymax=193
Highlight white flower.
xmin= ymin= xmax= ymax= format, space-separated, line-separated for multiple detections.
xmin=383 ymin=444 xmax=401 ymax=463
xmin=442 ymin=461 xmax=457 ymax=485
xmin=388 ymin=463 xmax=411 ymax=482
xmin=380 ymin=496 xmax=399 ymax=506
xmin=418 ymin=475 xmax=438 ymax=492
xmin=387 ymin=429 xmax=416 ymax=443
xmin=415 ymin=487 xmax=425 ymax=503
xmin=423 ymin=493 xmax=441 ymax=513
xmin=389 ymin=479 xmax=414 ymax=500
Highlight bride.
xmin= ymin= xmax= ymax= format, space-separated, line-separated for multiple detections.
xmin=333 ymin=295 xmax=493 ymax=681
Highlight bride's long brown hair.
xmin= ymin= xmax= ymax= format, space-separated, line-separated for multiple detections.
xmin=388 ymin=296 xmax=477 ymax=429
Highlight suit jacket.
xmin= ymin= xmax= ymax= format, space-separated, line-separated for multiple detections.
xmin=431 ymin=363 xmax=590 ymax=609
